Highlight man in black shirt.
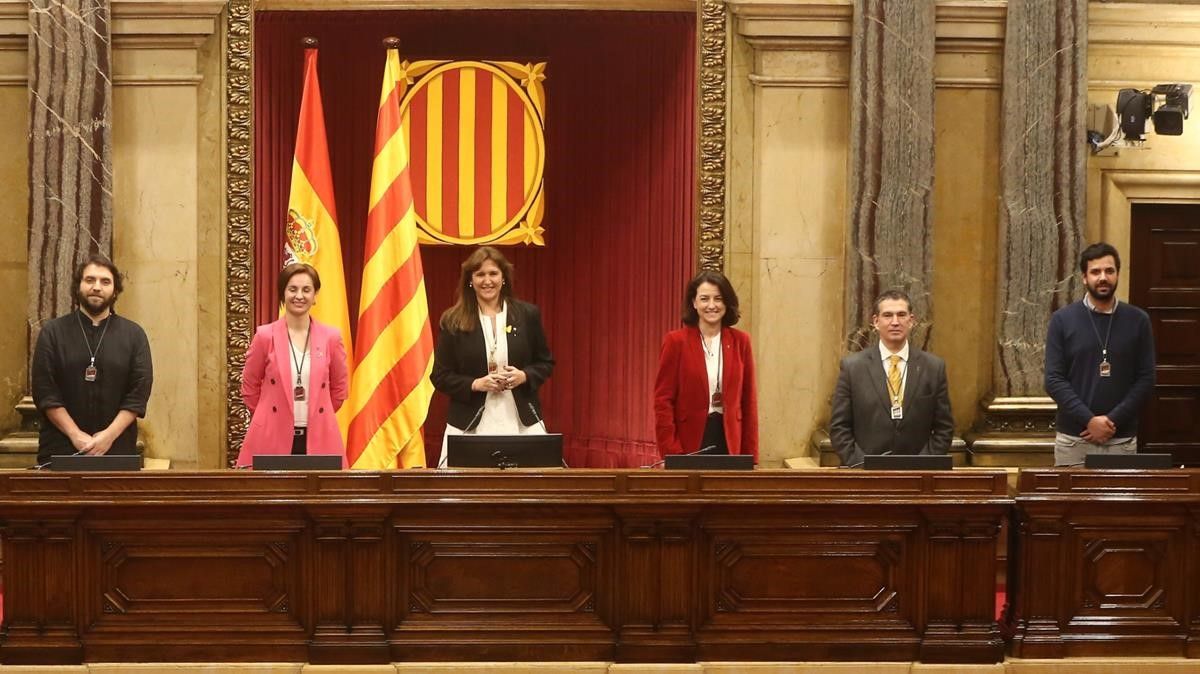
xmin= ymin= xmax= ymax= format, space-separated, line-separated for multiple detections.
xmin=1044 ymin=242 xmax=1155 ymax=466
xmin=32 ymin=255 xmax=153 ymax=464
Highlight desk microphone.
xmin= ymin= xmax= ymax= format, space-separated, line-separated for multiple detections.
xmin=29 ymin=449 xmax=87 ymax=471
xmin=464 ymin=400 xmax=486 ymax=432
xmin=641 ymin=444 xmax=719 ymax=469
xmin=523 ymin=402 xmax=565 ymax=467
xmin=526 ymin=402 xmax=548 ymax=433
xmin=843 ymin=450 xmax=892 ymax=469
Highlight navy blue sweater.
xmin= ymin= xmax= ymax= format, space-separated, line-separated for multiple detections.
xmin=1044 ymin=300 xmax=1155 ymax=437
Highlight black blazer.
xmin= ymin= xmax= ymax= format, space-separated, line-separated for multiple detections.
xmin=431 ymin=299 xmax=555 ymax=430
xmin=829 ymin=344 xmax=954 ymax=467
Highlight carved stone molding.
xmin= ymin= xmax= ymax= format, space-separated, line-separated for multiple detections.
xmin=965 ymin=396 xmax=1057 ymax=467
xmin=1091 ymin=2 xmax=1200 ymax=48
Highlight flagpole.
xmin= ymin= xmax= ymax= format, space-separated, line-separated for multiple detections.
xmin=347 ymin=34 xmax=435 ymax=469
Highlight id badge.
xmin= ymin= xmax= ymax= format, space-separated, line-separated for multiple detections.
xmin=294 ymin=385 xmax=306 ymax=401
xmin=890 ymin=404 xmax=903 ymax=420
xmin=84 ymin=365 xmax=97 ymax=382
xmin=1099 ymin=360 xmax=1111 ymax=377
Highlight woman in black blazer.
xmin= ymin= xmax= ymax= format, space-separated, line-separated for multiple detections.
xmin=431 ymin=246 xmax=554 ymax=466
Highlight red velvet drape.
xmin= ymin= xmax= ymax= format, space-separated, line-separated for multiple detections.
xmin=253 ymin=10 xmax=696 ymax=467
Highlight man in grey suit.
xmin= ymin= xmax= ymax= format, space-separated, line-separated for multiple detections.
xmin=830 ymin=289 xmax=954 ymax=467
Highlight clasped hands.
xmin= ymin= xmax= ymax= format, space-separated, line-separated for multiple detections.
xmin=70 ymin=429 xmax=115 ymax=456
xmin=1081 ymin=415 xmax=1116 ymax=444
xmin=472 ymin=365 xmax=526 ymax=393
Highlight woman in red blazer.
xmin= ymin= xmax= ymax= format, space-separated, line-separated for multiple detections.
xmin=238 ymin=263 xmax=349 ymax=467
xmin=654 ymin=271 xmax=758 ymax=461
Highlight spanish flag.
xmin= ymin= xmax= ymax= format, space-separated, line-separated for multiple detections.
xmin=285 ymin=46 xmax=354 ymax=445
xmin=347 ymin=45 xmax=435 ymax=469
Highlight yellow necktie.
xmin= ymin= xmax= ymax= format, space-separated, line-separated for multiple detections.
xmin=888 ymin=354 xmax=903 ymax=406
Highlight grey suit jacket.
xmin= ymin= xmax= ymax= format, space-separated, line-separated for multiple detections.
xmin=829 ymin=344 xmax=954 ymax=467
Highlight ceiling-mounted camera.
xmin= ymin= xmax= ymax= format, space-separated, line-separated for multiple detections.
xmin=1117 ymin=83 xmax=1192 ymax=140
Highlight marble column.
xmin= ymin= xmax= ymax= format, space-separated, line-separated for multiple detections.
xmin=0 ymin=0 xmax=113 ymax=465
xmin=27 ymin=0 xmax=113 ymax=339
xmin=994 ymin=0 xmax=1086 ymax=396
xmin=844 ymin=0 xmax=936 ymax=351
xmin=969 ymin=0 xmax=1087 ymax=466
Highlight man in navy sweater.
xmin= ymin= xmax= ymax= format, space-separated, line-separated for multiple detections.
xmin=1044 ymin=242 xmax=1156 ymax=466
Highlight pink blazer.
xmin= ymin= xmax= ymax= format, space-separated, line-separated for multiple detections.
xmin=238 ymin=318 xmax=349 ymax=467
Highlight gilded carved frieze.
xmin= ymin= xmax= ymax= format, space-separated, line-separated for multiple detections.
xmin=225 ymin=0 xmax=253 ymax=466
xmin=221 ymin=3 xmax=728 ymax=456
xmin=698 ymin=0 xmax=728 ymax=272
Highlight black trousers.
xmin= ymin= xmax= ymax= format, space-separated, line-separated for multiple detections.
xmin=291 ymin=427 xmax=307 ymax=455
xmin=698 ymin=412 xmax=729 ymax=454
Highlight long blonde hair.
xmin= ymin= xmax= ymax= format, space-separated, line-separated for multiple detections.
xmin=439 ymin=246 xmax=516 ymax=333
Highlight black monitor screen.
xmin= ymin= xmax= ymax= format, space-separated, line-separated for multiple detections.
xmin=49 ymin=454 xmax=143 ymax=472
xmin=446 ymin=434 xmax=564 ymax=468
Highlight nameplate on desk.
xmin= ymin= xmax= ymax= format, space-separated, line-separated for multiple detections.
xmin=50 ymin=454 xmax=143 ymax=472
xmin=447 ymin=434 xmax=564 ymax=468
xmin=1083 ymin=453 xmax=1174 ymax=469
xmin=253 ymin=455 xmax=342 ymax=471
xmin=664 ymin=454 xmax=754 ymax=470
xmin=863 ymin=454 xmax=953 ymax=471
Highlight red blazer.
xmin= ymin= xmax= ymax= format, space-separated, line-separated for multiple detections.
xmin=237 ymin=318 xmax=349 ymax=467
xmin=654 ymin=326 xmax=758 ymax=461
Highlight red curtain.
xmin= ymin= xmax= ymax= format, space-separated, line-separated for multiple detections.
xmin=253 ymin=10 xmax=696 ymax=467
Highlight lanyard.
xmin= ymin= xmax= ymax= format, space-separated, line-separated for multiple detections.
xmin=76 ymin=311 xmax=110 ymax=378
xmin=288 ymin=319 xmax=311 ymax=386
xmin=1086 ymin=299 xmax=1117 ymax=363
xmin=885 ymin=356 xmax=908 ymax=404
xmin=701 ymin=332 xmax=723 ymax=394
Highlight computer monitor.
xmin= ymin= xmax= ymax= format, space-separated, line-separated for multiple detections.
xmin=1083 ymin=453 xmax=1174 ymax=469
xmin=863 ymin=454 xmax=953 ymax=470
xmin=664 ymin=454 xmax=754 ymax=470
xmin=446 ymin=434 xmax=564 ymax=468
xmin=252 ymin=454 xmax=343 ymax=471
xmin=49 ymin=454 xmax=143 ymax=471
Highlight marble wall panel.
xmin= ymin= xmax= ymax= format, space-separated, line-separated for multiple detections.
xmin=0 ymin=77 xmax=29 ymax=434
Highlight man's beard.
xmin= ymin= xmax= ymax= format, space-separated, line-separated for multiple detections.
xmin=77 ymin=291 xmax=116 ymax=316
xmin=1086 ymin=280 xmax=1117 ymax=302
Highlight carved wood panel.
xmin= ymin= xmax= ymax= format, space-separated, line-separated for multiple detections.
xmin=408 ymin=539 xmax=599 ymax=615
xmin=390 ymin=504 xmax=617 ymax=662
xmin=0 ymin=470 xmax=1011 ymax=664
xmin=1070 ymin=527 xmax=1184 ymax=626
xmin=76 ymin=516 xmax=308 ymax=661
xmin=708 ymin=537 xmax=906 ymax=618
xmin=1012 ymin=470 xmax=1200 ymax=658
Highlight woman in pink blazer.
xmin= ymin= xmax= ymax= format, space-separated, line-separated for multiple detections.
xmin=238 ymin=263 xmax=349 ymax=467
xmin=654 ymin=271 xmax=758 ymax=462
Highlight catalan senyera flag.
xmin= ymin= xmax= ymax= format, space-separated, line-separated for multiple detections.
xmin=285 ymin=47 xmax=354 ymax=445
xmin=346 ymin=47 xmax=435 ymax=470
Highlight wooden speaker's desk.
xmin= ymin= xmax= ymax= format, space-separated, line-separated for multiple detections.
xmin=0 ymin=469 xmax=1008 ymax=664
xmin=1009 ymin=468 xmax=1200 ymax=658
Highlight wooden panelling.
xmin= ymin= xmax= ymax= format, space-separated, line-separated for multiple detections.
xmin=1010 ymin=469 xmax=1200 ymax=658
xmin=0 ymin=470 xmax=1010 ymax=664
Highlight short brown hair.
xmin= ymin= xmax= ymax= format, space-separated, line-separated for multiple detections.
xmin=872 ymin=289 xmax=912 ymax=315
xmin=277 ymin=263 xmax=321 ymax=305
xmin=681 ymin=270 xmax=740 ymax=327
